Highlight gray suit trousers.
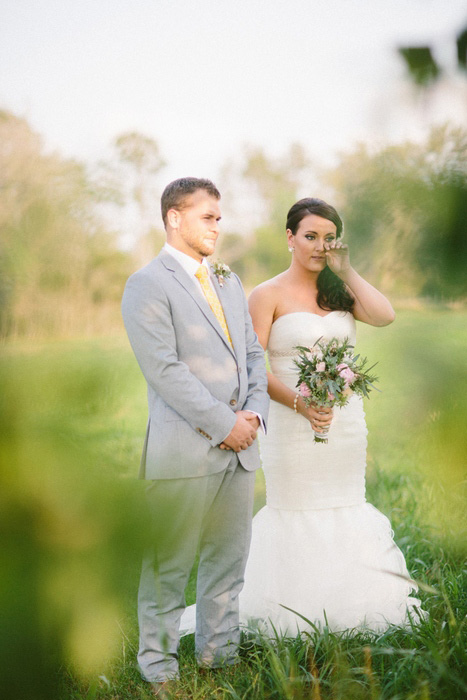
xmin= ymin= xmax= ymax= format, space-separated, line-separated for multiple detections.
xmin=137 ymin=453 xmax=255 ymax=682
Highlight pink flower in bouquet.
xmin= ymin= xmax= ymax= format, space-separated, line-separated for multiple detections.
xmin=294 ymin=337 xmax=379 ymax=446
xmin=337 ymin=363 xmax=356 ymax=386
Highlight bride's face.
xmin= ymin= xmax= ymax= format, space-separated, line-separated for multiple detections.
xmin=287 ymin=214 xmax=337 ymax=272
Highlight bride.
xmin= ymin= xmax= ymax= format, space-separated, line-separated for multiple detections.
xmin=238 ymin=197 xmax=423 ymax=634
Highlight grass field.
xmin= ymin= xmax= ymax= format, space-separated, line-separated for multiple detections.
xmin=1 ymin=308 xmax=466 ymax=699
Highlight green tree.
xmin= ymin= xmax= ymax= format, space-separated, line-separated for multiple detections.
xmin=324 ymin=124 xmax=467 ymax=299
xmin=0 ymin=110 xmax=133 ymax=338
xmin=239 ymin=143 xmax=313 ymax=285
xmin=112 ymin=131 xmax=166 ymax=265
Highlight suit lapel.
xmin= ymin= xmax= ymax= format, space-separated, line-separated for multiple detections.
xmin=160 ymin=252 xmax=236 ymax=357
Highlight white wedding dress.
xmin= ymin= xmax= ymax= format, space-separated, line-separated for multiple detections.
xmin=180 ymin=311 xmax=423 ymax=637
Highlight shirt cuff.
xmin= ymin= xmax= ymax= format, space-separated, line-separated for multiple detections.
xmin=244 ymin=410 xmax=265 ymax=433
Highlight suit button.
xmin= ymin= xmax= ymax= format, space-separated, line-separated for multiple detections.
xmin=230 ymin=399 xmax=237 ymax=406
xmin=238 ymin=367 xmax=242 ymax=374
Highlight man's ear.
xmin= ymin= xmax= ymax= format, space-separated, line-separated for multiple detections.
xmin=166 ymin=208 xmax=179 ymax=228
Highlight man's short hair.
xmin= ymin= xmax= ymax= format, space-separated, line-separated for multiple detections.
xmin=161 ymin=177 xmax=221 ymax=227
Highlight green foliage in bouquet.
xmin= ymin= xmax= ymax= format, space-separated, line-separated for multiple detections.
xmin=294 ymin=336 xmax=379 ymax=408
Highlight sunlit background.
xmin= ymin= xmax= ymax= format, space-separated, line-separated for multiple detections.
xmin=1 ymin=1 xmax=466 ymax=698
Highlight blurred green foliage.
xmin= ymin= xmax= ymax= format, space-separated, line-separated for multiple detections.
xmin=357 ymin=309 xmax=467 ymax=550
xmin=325 ymin=125 xmax=467 ymax=299
xmin=0 ymin=339 xmax=148 ymax=698
xmin=1 ymin=311 xmax=465 ymax=698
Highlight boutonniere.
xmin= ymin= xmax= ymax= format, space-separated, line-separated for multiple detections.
xmin=211 ymin=261 xmax=231 ymax=287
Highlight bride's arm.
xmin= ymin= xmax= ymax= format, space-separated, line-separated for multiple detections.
xmin=341 ymin=269 xmax=395 ymax=326
xmin=324 ymin=241 xmax=395 ymax=327
xmin=248 ymin=284 xmax=332 ymax=430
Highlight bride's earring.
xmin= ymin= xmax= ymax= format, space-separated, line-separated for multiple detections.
xmin=288 ymin=246 xmax=294 ymax=253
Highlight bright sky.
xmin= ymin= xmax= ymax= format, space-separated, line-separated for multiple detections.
xmin=1 ymin=0 xmax=466 ymax=184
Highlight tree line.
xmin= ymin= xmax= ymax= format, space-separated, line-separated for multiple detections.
xmin=0 ymin=110 xmax=465 ymax=339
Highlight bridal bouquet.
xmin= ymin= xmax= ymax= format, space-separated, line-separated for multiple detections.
xmin=294 ymin=336 xmax=378 ymax=443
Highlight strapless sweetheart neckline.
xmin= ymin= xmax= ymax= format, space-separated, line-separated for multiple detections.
xmin=272 ymin=310 xmax=345 ymax=326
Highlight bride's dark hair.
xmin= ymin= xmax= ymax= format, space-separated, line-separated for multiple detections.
xmin=286 ymin=198 xmax=354 ymax=312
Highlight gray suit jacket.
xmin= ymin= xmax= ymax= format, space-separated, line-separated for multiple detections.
xmin=121 ymin=250 xmax=269 ymax=480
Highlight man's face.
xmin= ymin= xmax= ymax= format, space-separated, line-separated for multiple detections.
xmin=168 ymin=190 xmax=221 ymax=261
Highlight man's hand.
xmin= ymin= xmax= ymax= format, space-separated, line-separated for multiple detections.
xmin=238 ymin=410 xmax=260 ymax=430
xmin=220 ymin=412 xmax=258 ymax=452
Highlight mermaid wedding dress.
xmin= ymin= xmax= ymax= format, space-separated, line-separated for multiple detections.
xmin=180 ymin=311 xmax=423 ymax=637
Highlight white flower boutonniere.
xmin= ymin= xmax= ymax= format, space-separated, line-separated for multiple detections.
xmin=212 ymin=261 xmax=232 ymax=287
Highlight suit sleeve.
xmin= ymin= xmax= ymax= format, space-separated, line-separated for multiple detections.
xmin=121 ymin=270 xmax=237 ymax=446
xmin=233 ymin=275 xmax=270 ymax=427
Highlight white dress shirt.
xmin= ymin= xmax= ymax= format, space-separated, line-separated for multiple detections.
xmin=163 ymin=242 xmax=216 ymax=295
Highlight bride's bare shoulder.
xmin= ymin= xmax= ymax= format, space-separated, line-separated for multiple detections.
xmin=249 ymin=273 xmax=288 ymax=305
xmin=248 ymin=275 xmax=289 ymax=329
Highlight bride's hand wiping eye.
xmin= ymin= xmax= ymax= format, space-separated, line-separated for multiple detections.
xmin=324 ymin=240 xmax=351 ymax=276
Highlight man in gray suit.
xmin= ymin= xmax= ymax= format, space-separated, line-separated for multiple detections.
xmin=121 ymin=177 xmax=269 ymax=695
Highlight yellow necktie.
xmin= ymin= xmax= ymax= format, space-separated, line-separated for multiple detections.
xmin=195 ymin=265 xmax=233 ymax=346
